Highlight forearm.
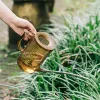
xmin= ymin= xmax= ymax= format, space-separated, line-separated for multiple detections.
xmin=0 ymin=0 xmax=36 ymax=39
xmin=0 ymin=0 xmax=17 ymax=26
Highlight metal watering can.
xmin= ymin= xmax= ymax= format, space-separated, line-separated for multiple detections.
xmin=17 ymin=32 xmax=75 ymax=76
xmin=17 ymin=32 xmax=56 ymax=73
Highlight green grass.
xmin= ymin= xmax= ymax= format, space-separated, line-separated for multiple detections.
xmin=11 ymin=0 xmax=100 ymax=100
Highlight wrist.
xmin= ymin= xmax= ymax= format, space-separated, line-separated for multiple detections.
xmin=4 ymin=15 xmax=18 ymax=27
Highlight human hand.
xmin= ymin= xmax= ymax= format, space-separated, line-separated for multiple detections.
xmin=9 ymin=17 xmax=36 ymax=41
xmin=0 ymin=1 xmax=36 ymax=40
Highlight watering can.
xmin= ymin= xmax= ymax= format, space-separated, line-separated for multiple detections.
xmin=17 ymin=32 xmax=56 ymax=73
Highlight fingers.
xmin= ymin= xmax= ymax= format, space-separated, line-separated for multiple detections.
xmin=24 ymin=36 xmax=28 ymax=41
xmin=23 ymin=29 xmax=34 ymax=41
xmin=23 ymin=21 xmax=36 ymax=41
xmin=27 ymin=21 xmax=36 ymax=35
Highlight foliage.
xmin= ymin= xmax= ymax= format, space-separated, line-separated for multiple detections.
xmin=13 ymin=1 xmax=100 ymax=100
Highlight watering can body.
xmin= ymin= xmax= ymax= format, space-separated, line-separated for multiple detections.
xmin=17 ymin=32 xmax=56 ymax=73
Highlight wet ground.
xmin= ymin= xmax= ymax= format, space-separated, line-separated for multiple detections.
xmin=0 ymin=47 xmax=21 ymax=99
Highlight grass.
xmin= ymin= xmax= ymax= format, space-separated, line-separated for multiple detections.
xmin=9 ymin=0 xmax=100 ymax=100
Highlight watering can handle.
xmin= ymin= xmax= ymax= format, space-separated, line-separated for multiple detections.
xmin=18 ymin=38 xmax=24 ymax=52
xmin=18 ymin=33 xmax=28 ymax=52
xmin=18 ymin=33 xmax=33 ymax=52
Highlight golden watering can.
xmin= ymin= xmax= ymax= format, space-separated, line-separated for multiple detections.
xmin=17 ymin=32 xmax=56 ymax=73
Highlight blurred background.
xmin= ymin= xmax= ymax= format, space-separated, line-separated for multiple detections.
xmin=0 ymin=0 xmax=94 ymax=44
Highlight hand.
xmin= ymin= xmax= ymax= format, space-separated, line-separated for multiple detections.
xmin=0 ymin=1 xmax=36 ymax=40
xmin=9 ymin=17 xmax=36 ymax=41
